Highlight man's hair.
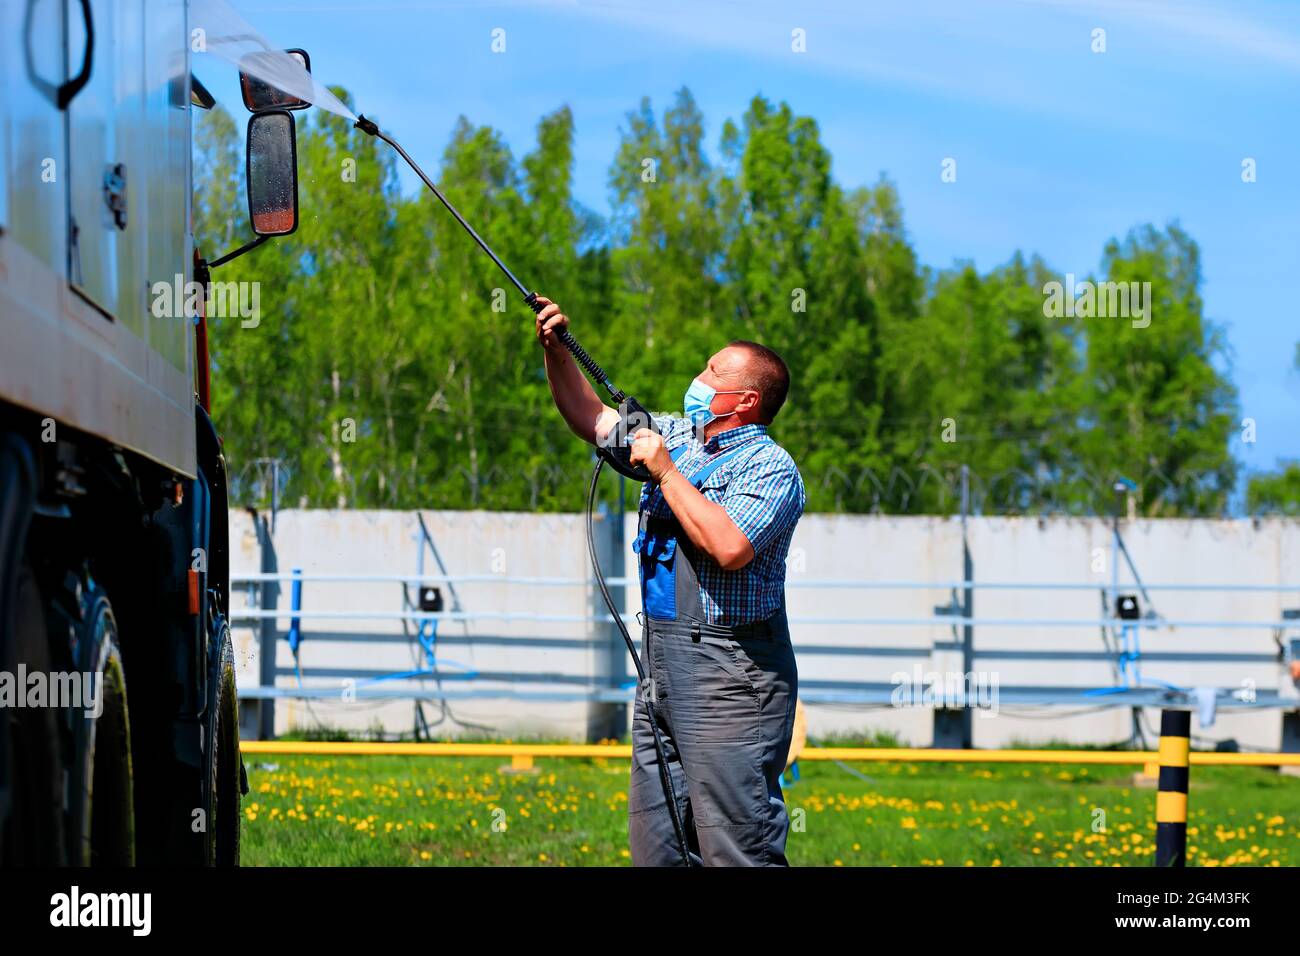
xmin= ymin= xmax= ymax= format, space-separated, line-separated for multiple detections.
xmin=728 ymin=340 xmax=790 ymax=424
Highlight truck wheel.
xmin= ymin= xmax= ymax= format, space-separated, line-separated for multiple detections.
xmin=68 ymin=585 xmax=134 ymax=866
xmin=0 ymin=564 xmax=66 ymax=865
xmin=205 ymin=623 xmax=241 ymax=865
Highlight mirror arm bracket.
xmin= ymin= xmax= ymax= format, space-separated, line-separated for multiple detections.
xmin=205 ymin=234 xmax=270 ymax=270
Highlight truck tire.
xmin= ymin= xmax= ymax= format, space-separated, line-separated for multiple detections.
xmin=0 ymin=564 xmax=66 ymax=865
xmin=205 ymin=623 xmax=241 ymax=865
xmin=68 ymin=585 xmax=134 ymax=866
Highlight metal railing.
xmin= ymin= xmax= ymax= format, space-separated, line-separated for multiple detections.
xmin=229 ymin=570 xmax=1300 ymax=712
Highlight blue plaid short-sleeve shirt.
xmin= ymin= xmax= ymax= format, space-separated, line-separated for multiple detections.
xmin=638 ymin=417 xmax=805 ymax=625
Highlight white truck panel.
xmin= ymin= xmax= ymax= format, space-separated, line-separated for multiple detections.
xmin=1 ymin=0 xmax=196 ymax=476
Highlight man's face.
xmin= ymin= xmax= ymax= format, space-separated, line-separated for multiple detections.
xmin=697 ymin=346 xmax=758 ymax=421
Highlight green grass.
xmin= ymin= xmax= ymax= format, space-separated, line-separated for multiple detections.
xmin=240 ymin=752 xmax=1300 ymax=866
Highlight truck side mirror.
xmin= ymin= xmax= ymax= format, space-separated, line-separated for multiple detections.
xmin=246 ymin=110 xmax=299 ymax=237
xmin=239 ymin=48 xmax=312 ymax=112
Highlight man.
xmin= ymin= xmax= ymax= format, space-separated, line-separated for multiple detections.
xmin=534 ymin=295 xmax=805 ymax=867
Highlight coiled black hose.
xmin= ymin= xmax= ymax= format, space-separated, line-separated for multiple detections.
xmin=585 ymin=458 xmax=693 ymax=866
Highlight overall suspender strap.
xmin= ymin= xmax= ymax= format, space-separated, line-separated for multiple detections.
xmin=636 ymin=437 xmax=765 ymax=622
xmin=683 ymin=443 xmax=752 ymax=488
xmin=647 ymin=440 xmax=754 ymax=519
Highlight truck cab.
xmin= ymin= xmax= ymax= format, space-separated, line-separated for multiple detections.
xmin=0 ymin=0 xmax=301 ymax=865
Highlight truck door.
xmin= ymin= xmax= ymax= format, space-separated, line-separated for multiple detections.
xmin=3 ymin=0 xmax=69 ymax=272
xmin=65 ymin=0 xmax=128 ymax=319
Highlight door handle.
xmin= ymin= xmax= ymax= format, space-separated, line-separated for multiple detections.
xmin=56 ymin=0 xmax=94 ymax=110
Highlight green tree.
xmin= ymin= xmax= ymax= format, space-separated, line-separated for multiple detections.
xmin=884 ymin=253 xmax=1078 ymax=513
xmin=604 ymin=89 xmax=726 ymax=417
xmin=717 ymin=96 xmax=887 ymax=510
xmin=1247 ymin=464 xmax=1300 ymax=514
xmin=1244 ymin=340 xmax=1300 ymax=514
xmin=1074 ymin=224 xmax=1238 ymax=515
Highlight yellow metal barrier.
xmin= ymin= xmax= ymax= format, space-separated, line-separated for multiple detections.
xmin=239 ymin=739 xmax=1300 ymax=766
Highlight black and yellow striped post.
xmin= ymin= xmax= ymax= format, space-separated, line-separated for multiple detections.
xmin=1155 ymin=709 xmax=1191 ymax=866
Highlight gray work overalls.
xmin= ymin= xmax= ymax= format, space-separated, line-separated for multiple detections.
xmin=627 ymin=442 xmax=799 ymax=866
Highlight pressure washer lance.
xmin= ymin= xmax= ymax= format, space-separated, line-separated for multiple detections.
xmin=355 ymin=115 xmax=696 ymax=866
xmin=353 ymin=115 xmax=652 ymax=482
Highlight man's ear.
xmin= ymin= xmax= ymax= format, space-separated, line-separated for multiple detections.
xmin=740 ymin=389 xmax=762 ymax=416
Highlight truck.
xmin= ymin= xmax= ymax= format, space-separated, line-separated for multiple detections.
xmin=1 ymin=0 xmax=304 ymax=865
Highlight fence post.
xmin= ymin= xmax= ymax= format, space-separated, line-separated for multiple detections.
xmin=959 ymin=465 xmax=974 ymax=748
xmin=586 ymin=503 xmax=628 ymax=743
xmin=1283 ymin=710 xmax=1300 ymax=755
xmin=255 ymin=511 xmax=279 ymax=740
xmin=1155 ymin=709 xmax=1190 ymax=866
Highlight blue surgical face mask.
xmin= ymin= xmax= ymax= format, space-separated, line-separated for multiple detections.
xmin=684 ymin=377 xmax=744 ymax=428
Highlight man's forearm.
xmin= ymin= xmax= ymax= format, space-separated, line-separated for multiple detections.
xmin=658 ymin=467 xmax=754 ymax=571
xmin=544 ymin=347 xmax=608 ymax=445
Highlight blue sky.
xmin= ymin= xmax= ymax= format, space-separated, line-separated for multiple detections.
xmin=196 ymin=0 xmax=1300 ymax=483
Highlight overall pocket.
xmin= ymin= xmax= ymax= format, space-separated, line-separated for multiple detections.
xmin=726 ymin=632 xmax=796 ymax=706
xmin=674 ymin=634 xmax=761 ymax=745
xmin=633 ymin=527 xmax=677 ymax=621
